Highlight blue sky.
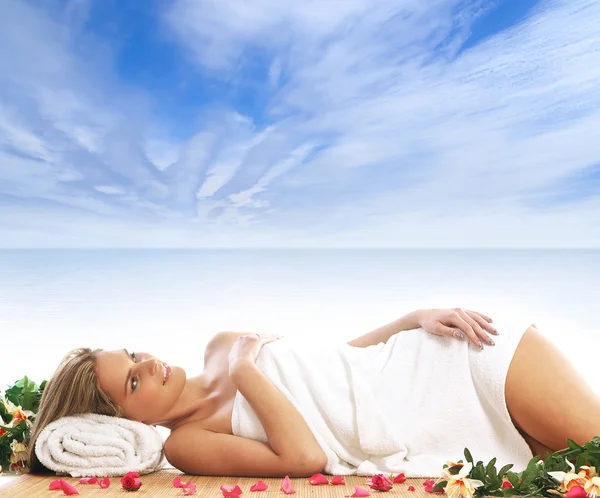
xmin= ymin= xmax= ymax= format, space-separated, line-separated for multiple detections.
xmin=1 ymin=0 xmax=599 ymax=248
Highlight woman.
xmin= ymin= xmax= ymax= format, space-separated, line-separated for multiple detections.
xmin=27 ymin=308 xmax=600 ymax=478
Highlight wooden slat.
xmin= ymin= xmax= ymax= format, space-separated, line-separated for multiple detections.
xmin=0 ymin=469 xmax=439 ymax=497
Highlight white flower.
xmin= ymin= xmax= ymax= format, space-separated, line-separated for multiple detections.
xmin=444 ymin=462 xmax=485 ymax=498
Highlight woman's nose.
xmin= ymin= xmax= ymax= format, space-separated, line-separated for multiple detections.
xmin=142 ymin=359 xmax=160 ymax=376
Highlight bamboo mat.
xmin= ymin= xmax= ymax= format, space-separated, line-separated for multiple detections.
xmin=0 ymin=469 xmax=438 ymax=497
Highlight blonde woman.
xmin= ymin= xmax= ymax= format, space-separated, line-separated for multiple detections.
xmin=27 ymin=308 xmax=600 ymax=478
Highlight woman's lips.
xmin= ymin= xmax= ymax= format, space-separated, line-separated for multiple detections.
xmin=163 ymin=364 xmax=171 ymax=385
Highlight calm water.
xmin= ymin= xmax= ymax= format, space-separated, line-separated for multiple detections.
xmin=1 ymin=249 xmax=599 ymax=391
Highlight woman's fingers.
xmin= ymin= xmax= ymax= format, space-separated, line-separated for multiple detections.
xmin=447 ymin=314 xmax=482 ymax=348
xmin=445 ymin=310 xmax=494 ymax=349
xmin=466 ymin=310 xmax=498 ymax=336
xmin=458 ymin=309 xmax=496 ymax=347
xmin=466 ymin=310 xmax=493 ymax=324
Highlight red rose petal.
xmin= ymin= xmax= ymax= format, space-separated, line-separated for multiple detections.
xmin=393 ymin=473 xmax=407 ymax=483
xmin=280 ymin=475 xmax=296 ymax=494
xmin=308 ymin=473 xmax=329 ymax=485
xmin=98 ymin=477 xmax=110 ymax=489
xmin=79 ymin=477 xmax=98 ymax=484
xmin=220 ymin=484 xmax=243 ymax=497
xmin=501 ymin=481 xmax=514 ymax=489
xmin=250 ymin=480 xmax=268 ymax=491
xmin=408 ymin=485 xmax=416 ymax=491
xmin=346 ymin=485 xmax=371 ymax=497
xmin=183 ymin=483 xmax=197 ymax=495
xmin=331 ymin=475 xmax=346 ymax=485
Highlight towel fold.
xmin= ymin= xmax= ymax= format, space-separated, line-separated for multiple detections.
xmin=232 ymin=316 xmax=535 ymax=477
xmin=35 ymin=413 xmax=165 ymax=477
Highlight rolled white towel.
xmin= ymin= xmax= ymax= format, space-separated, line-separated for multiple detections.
xmin=35 ymin=413 xmax=165 ymax=477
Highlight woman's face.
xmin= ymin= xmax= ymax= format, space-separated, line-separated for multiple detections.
xmin=95 ymin=349 xmax=184 ymax=423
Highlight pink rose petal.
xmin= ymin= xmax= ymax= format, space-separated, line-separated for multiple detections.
xmin=183 ymin=483 xmax=197 ymax=495
xmin=408 ymin=485 xmax=416 ymax=491
xmin=567 ymin=486 xmax=587 ymax=498
xmin=346 ymin=485 xmax=371 ymax=497
xmin=49 ymin=480 xmax=63 ymax=490
xmin=98 ymin=477 xmax=110 ymax=489
xmin=393 ymin=473 xmax=407 ymax=484
xmin=173 ymin=477 xmax=185 ymax=488
xmin=79 ymin=477 xmax=98 ymax=484
xmin=331 ymin=476 xmax=346 ymax=485
xmin=220 ymin=484 xmax=243 ymax=498
xmin=308 ymin=473 xmax=329 ymax=485
xmin=60 ymin=480 xmax=80 ymax=495
xmin=280 ymin=475 xmax=296 ymax=494
xmin=250 ymin=480 xmax=268 ymax=491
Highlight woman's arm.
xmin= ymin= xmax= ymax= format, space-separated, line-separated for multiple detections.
xmin=346 ymin=310 xmax=423 ymax=348
xmin=347 ymin=308 xmax=498 ymax=349
xmin=230 ymin=360 xmax=327 ymax=466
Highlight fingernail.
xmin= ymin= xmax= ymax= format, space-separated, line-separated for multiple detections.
xmin=489 ymin=339 xmax=495 ymax=346
xmin=479 ymin=342 xmax=484 ymax=350
xmin=493 ymin=328 xmax=499 ymax=335
xmin=453 ymin=331 xmax=464 ymax=339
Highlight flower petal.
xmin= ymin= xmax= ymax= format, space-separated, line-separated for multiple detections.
xmin=173 ymin=477 xmax=184 ymax=488
xmin=183 ymin=483 xmax=197 ymax=495
xmin=346 ymin=485 xmax=371 ymax=497
xmin=281 ymin=475 xmax=296 ymax=494
xmin=408 ymin=485 xmax=416 ymax=492
xmin=98 ymin=477 xmax=110 ymax=489
xmin=331 ymin=476 xmax=346 ymax=485
xmin=308 ymin=473 xmax=329 ymax=485
xmin=250 ymin=480 xmax=268 ymax=491
xmin=49 ymin=480 xmax=63 ymax=490
xmin=393 ymin=473 xmax=407 ymax=483
xmin=459 ymin=462 xmax=473 ymax=476
xmin=79 ymin=477 xmax=98 ymax=484
xmin=567 ymin=486 xmax=588 ymax=498
xmin=548 ymin=471 xmax=567 ymax=482
xmin=470 ymin=479 xmax=485 ymax=488
xmin=220 ymin=484 xmax=243 ymax=498
xmin=60 ymin=480 xmax=80 ymax=495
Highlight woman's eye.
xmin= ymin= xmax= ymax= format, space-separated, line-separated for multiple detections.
xmin=131 ymin=351 xmax=137 ymax=362
xmin=131 ymin=377 xmax=137 ymax=393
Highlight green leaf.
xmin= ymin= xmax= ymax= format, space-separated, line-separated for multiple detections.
xmin=486 ymin=457 xmax=498 ymax=475
xmin=434 ymin=481 xmax=447 ymax=491
xmin=567 ymin=439 xmax=581 ymax=451
xmin=507 ymin=471 xmax=520 ymax=489
xmin=498 ymin=464 xmax=514 ymax=477
xmin=464 ymin=448 xmax=474 ymax=464
xmin=502 ymin=487 xmax=516 ymax=497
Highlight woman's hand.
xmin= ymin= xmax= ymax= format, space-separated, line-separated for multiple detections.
xmin=228 ymin=334 xmax=282 ymax=374
xmin=417 ymin=308 xmax=498 ymax=350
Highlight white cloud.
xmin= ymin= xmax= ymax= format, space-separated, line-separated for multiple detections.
xmin=1 ymin=0 xmax=600 ymax=247
xmin=94 ymin=185 xmax=127 ymax=195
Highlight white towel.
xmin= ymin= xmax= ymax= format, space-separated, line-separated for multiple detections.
xmin=35 ymin=413 xmax=165 ymax=477
xmin=231 ymin=316 xmax=535 ymax=477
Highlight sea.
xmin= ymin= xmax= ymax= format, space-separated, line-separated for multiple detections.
xmin=1 ymin=249 xmax=598 ymax=389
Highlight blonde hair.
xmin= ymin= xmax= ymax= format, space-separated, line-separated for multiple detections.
xmin=27 ymin=347 xmax=124 ymax=474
